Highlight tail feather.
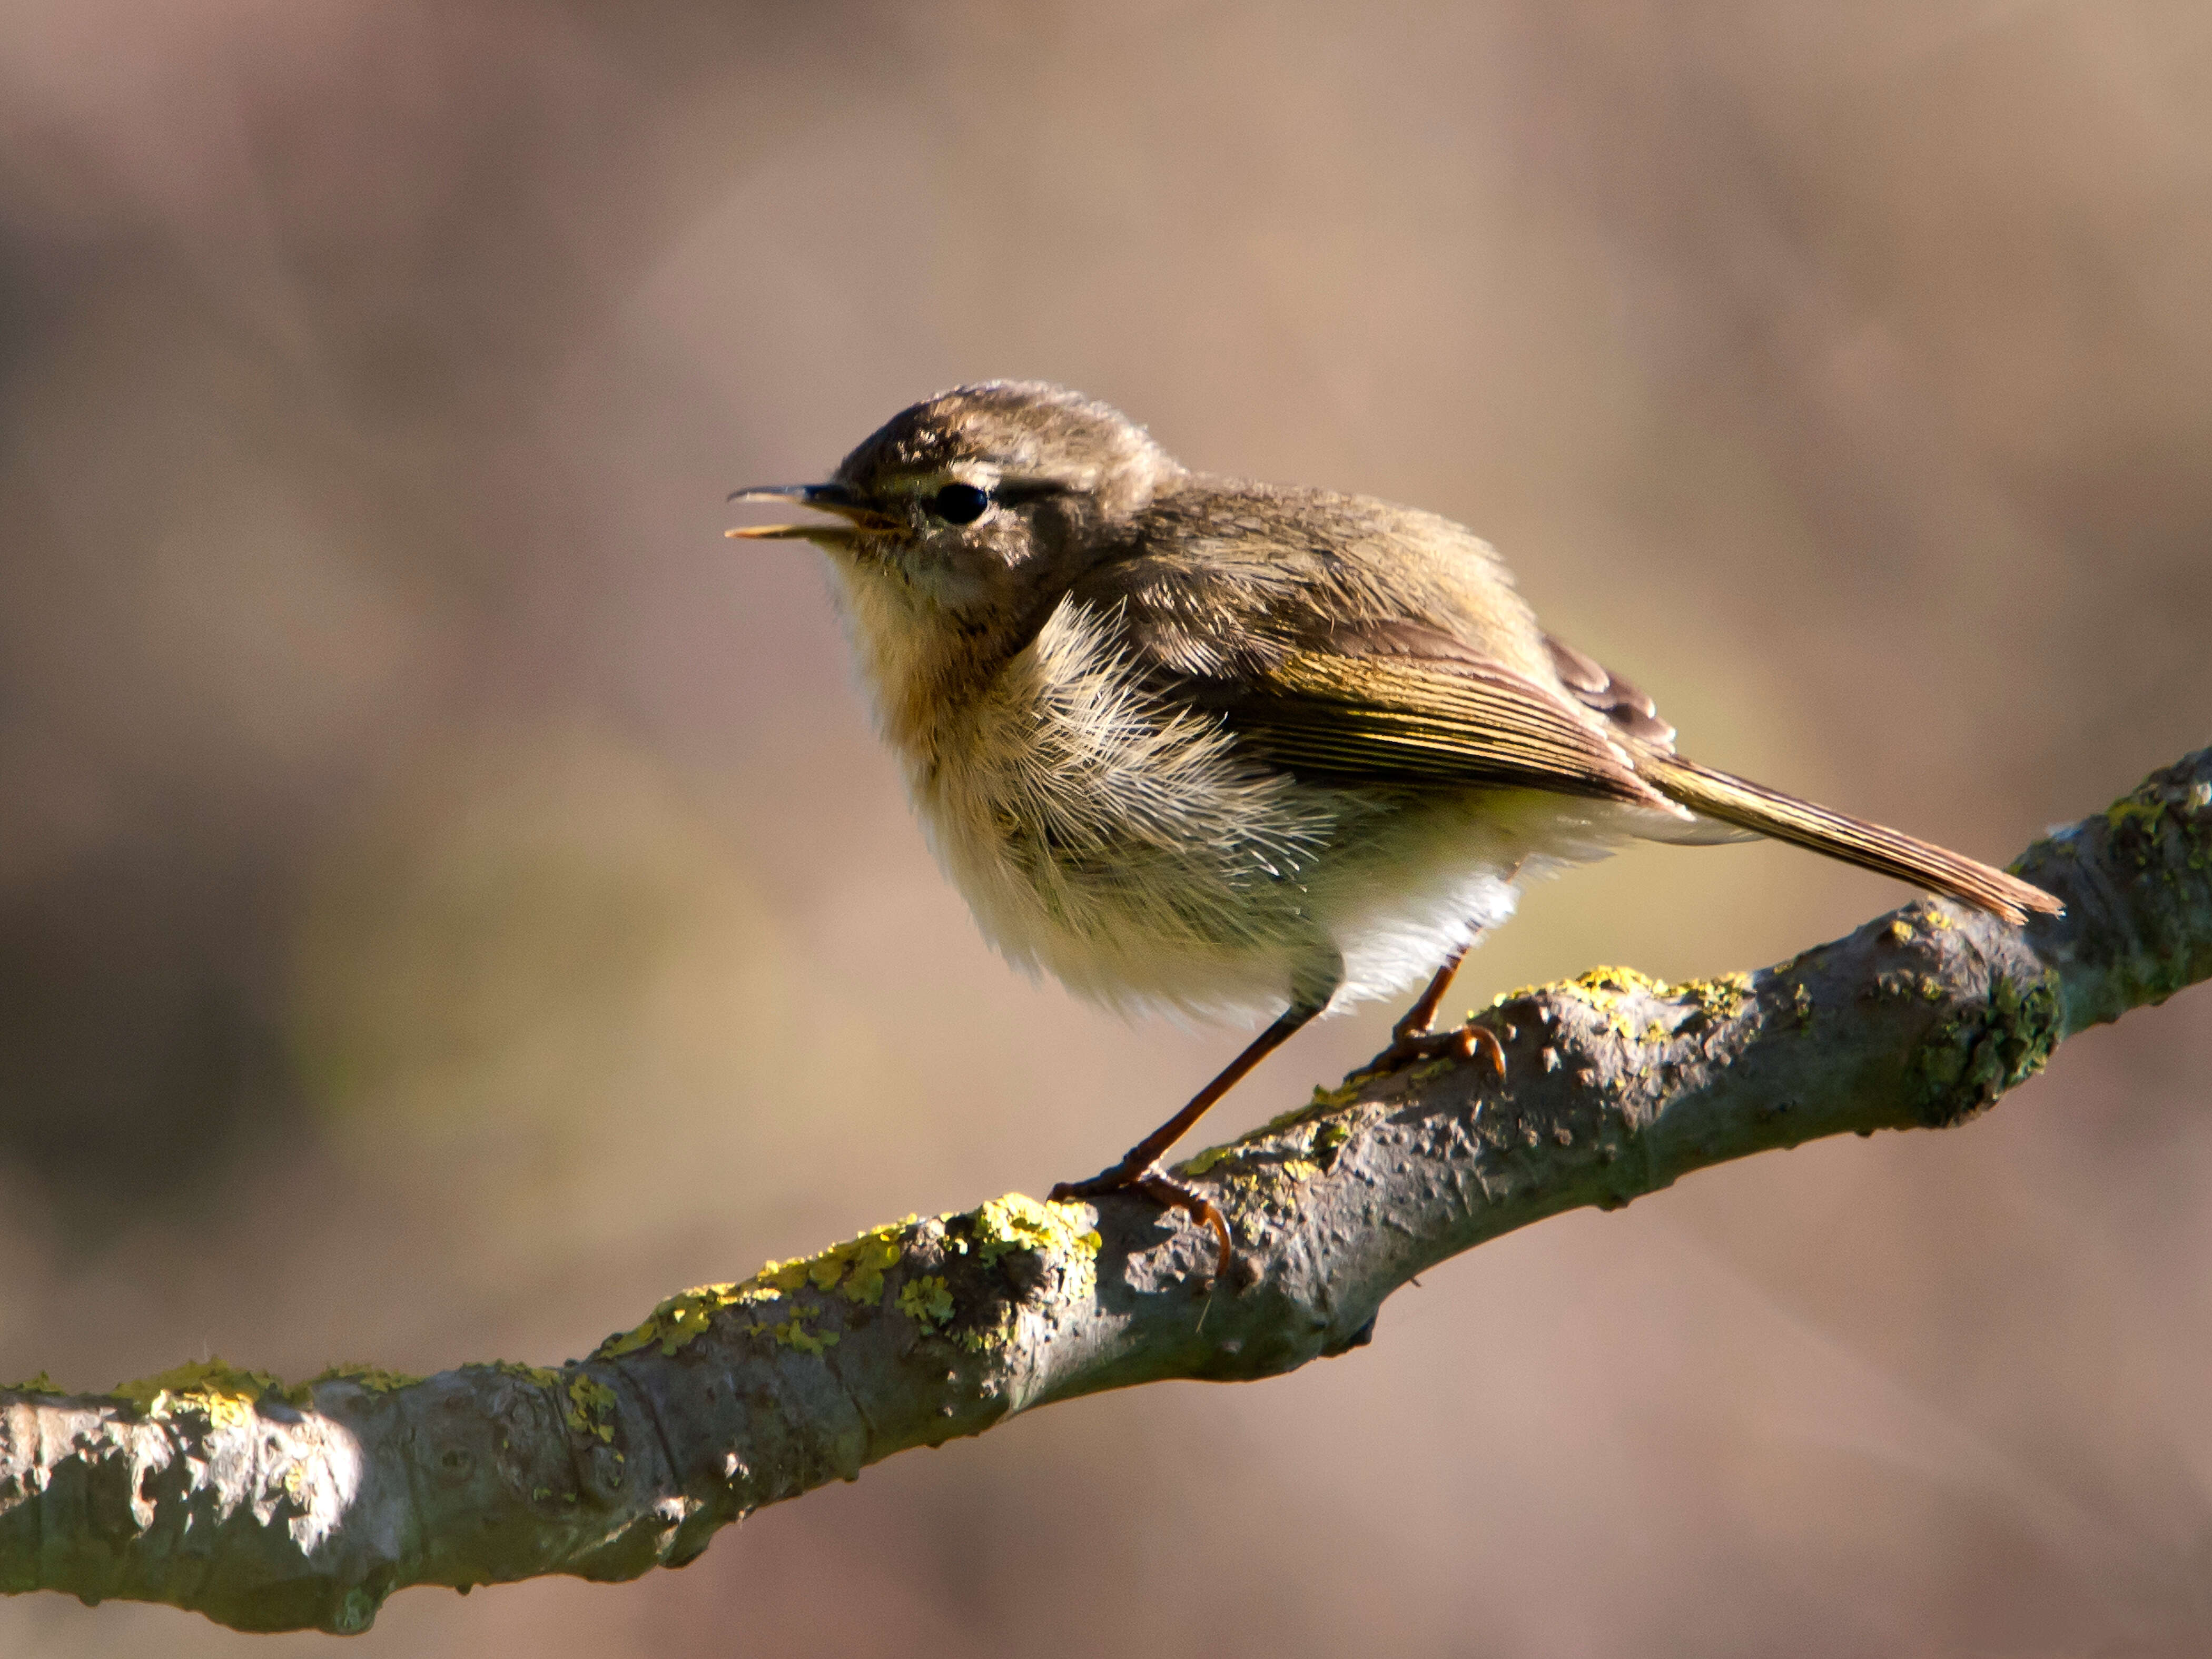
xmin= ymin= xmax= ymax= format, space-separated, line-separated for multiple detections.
xmin=1637 ymin=753 xmax=2063 ymax=926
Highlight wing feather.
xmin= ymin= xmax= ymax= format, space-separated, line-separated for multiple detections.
xmin=1188 ymin=648 xmax=1678 ymax=811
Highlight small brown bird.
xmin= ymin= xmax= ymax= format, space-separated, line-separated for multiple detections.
xmin=730 ymin=381 xmax=2061 ymax=1270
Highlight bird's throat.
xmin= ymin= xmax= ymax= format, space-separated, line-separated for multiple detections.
xmin=823 ymin=558 xmax=1034 ymax=784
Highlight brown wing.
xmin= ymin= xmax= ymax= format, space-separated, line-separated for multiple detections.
xmin=1177 ymin=644 xmax=1679 ymax=812
xmin=1535 ymin=633 xmax=1759 ymax=845
xmin=1544 ymin=634 xmax=1677 ymax=748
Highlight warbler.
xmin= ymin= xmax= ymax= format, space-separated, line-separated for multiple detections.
xmin=729 ymin=381 xmax=2060 ymax=1270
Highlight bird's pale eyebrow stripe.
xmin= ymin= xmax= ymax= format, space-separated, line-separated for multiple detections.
xmin=867 ymin=475 xmax=943 ymax=499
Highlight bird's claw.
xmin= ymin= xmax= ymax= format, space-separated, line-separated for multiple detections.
xmin=1050 ymin=1162 xmax=1232 ymax=1279
xmin=1363 ymin=1019 xmax=1507 ymax=1081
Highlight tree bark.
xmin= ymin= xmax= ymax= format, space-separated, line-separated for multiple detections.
xmin=4 ymin=748 xmax=2208 ymax=1634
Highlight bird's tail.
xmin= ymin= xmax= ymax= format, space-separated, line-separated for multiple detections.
xmin=1636 ymin=753 xmax=2063 ymax=926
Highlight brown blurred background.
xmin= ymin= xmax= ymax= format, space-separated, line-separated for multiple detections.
xmin=2 ymin=1 xmax=2209 ymax=1653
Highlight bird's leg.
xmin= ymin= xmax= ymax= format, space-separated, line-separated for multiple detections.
xmin=1050 ymin=1001 xmax=1322 ymax=1276
xmin=1364 ymin=940 xmax=1506 ymax=1079
xmin=1364 ymin=868 xmax=1522 ymax=1079
xmin=1394 ymin=944 xmax=1472 ymax=1042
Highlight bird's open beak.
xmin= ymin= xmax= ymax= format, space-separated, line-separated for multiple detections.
xmin=724 ymin=483 xmax=893 ymax=544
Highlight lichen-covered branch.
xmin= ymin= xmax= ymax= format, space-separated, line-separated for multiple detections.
xmin=5 ymin=749 xmax=2209 ymax=1634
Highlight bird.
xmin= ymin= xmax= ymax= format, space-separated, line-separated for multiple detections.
xmin=728 ymin=381 xmax=2061 ymax=1272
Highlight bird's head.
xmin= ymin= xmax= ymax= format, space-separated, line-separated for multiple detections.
xmin=728 ymin=381 xmax=1180 ymax=629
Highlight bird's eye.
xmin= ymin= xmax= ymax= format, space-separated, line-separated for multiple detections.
xmin=930 ymin=482 xmax=990 ymax=525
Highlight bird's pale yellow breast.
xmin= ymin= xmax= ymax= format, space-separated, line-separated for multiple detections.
xmin=904 ymin=596 xmax=1340 ymax=1017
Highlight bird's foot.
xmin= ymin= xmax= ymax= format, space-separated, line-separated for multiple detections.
xmin=1362 ymin=1017 xmax=1507 ymax=1081
xmin=1050 ymin=1160 xmax=1231 ymax=1279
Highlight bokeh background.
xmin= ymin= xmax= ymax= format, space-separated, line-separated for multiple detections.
xmin=3 ymin=1 xmax=2209 ymax=1653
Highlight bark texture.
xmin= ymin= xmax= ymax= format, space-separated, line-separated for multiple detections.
xmin=4 ymin=748 xmax=2209 ymax=1634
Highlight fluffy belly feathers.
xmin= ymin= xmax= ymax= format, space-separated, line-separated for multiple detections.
xmin=901 ymin=600 xmax=1633 ymax=1023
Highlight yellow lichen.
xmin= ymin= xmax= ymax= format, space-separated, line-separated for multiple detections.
xmin=597 ymin=1218 xmax=920 ymax=1360
xmin=1183 ymin=1080 xmax=1372 ymax=1177
xmin=485 ymin=1360 xmax=563 ymax=1388
xmin=110 ymin=1359 xmax=287 ymax=1430
xmin=589 ymin=1199 xmax=1103 ymax=1370
xmin=1491 ymin=964 xmax=1758 ymax=1039
xmin=972 ymin=1194 xmax=1103 ymax=1303
xmin=1492 ymin=965 xmax=1671 ymax=1039
xmin=4 ymin=1372 xmax=56 ymax=1395
xmin=1559 ymin=965 xmax=1671 ymax=1006
xmin=1495 ymin=966 xmax=1647 ymax=1007
xmin=752 ymin=1309 xmax=839 ymax=1355
xmin=836 ymin=1231 xmax=905 ymax=1305
xmin=955 ymin=1318 xmax=1012 ymax=1355
xmin=307 ymin=1362 xmax=421 ymax=1394
xmin=751 ymin=1259 xmax=813 ymax=1297
xmin=2104 ymin=775 xmax=2212 ymax=876
xmin=599 ymin=1285 xmax=746 ymax=1359
xmin=565 ymin=1374 xmax=619 ymax=1443
xmin=975 ymin=1194 xmax=1099 ymax=1261
xmin=2107 ymin=794 xmax=2168 ymax=835
xmin=1181 ymin=1143 xmax=1239 ymax=1177
xmin=779 ymin=1217 xmax=917 ymax=1305
xmin=1680 ymin=972 xmax=1754 ymax=1022
xmin=897 ymin=1275 xmax=955 ymax=1330
xmin=1912 ymin=966 xmax=2062 ymax=1127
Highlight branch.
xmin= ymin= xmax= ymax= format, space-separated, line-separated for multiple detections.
xmin=5 ymin=749 xmax=2209 ymax=1633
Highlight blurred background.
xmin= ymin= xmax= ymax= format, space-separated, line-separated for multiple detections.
xmin=1 ymin=1 xmax=2208 ymax=1653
